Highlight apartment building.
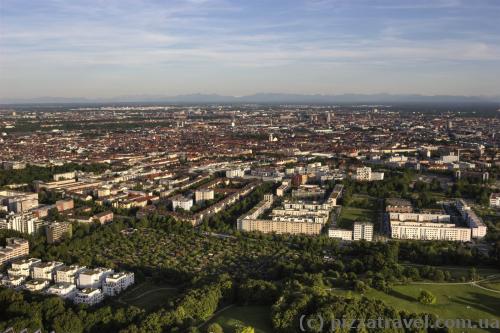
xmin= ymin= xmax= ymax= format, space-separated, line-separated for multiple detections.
xmin=45 ymin=222 xmax=72 ymax=244
xmin=353 ymin=222 xmax=374 ymax=241
xmin=326 ymin=184 xmax=343 ymax=206
xmin=102 ymin=272 xmax=135 ymax=296
xmin=55 ymin=198 xmax=75 ymax=212
xmin=238 ymin=218 xmax=323 ymax=235
xmin=7 ymin=258 xmax=41 ymax=277
xmin=31 ymin=261 xmax=64 ymax=280
xmin=77 ymin=268 xmax=114 ymax=289
xmin=226 ymin=169 xmax=245 ymax=178
xmin=489 ymin=193 xmax=500 ymax=208
xmin=0 ymin=238 xmax=29 ymax=265
xmin=291 ymin=185 xmax=326 ymax=200
xmin=385 ymin=198 xmax=413 ymax=213
xmin=390 ymin=220 xmax=471 ymax=242
xmin=24 ymin=279 xmax=50 ymax=292
xmin=328 ymin=228 xmax=353 ymax=241
xmin=455 ymin=199 xmax=487 ymax=239
xmin=195 ymin=189 xmax=214 ymax=203
xmin=355 ymin=167 xmax=384 ymax=181
xmin=55 ymin=265 xmax=86 ymax=284
xmin=74 ymin=288 xmax=104 ymax=306
xmin=0 ymin=212 xmax=43 ymax=235
xmin=1 ymin=275 xmax=25 ymax=287
xmin=46 ymin=283 xmax=78 ymax=299
xmin=171 ymin=195 xmax=193 ymax=211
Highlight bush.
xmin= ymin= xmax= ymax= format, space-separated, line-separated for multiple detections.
xmin=207 ymin=323 xmax=224 ymax=333
xmin=418 ymin=290 xmax=437 ymax=305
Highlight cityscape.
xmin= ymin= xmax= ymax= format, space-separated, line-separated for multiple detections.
xmin=1 ymin=1 xmax=500 ymax=333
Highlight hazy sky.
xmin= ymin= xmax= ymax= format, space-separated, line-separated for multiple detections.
xmin=1 ymin=0 xmax=500 ymax=99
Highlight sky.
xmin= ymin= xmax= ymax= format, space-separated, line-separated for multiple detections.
xmin=1 ymin=0 xmax=500 ymax=99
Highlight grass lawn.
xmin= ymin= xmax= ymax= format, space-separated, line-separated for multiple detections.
xmin=337 ymin=206 xmax=376 ymax=229
xmin=335 ymin=283 xmax=500 ymax=332
xmin=116 ymin=280 xmax=179 ymax=312
xmin=203 ymin=306 xmax=273 ymax=333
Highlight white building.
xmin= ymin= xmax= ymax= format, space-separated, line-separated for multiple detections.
xmin=455 ymin=199 xmax=487 ymax=239
xmin=55 ymin=265 xmax=86 ymax=284
xmin=171 ymin=195 xmax=193 ymax=211
xmin=194 ymin=189 xmax=214 ymax=203
xmin=46 ymin=283 xmax=78 ymax=299
xmin=8 ymin=258 xmax=41 ymax=278
xmin=355 ymin=167 xmax=384 ymax=181
xmin=102 ymin=272 xmax=135 ymax=296
xmin=226 ymin=169 xmax=245 ymax=178
xmin=390 ymin=221 xmax=471 ymax=242
xmin=353 ymin=222 xmax=374 ymax=241
xmin=0 ymin=212 xmax=43 ymax=235
xmin=74 ymin=288 xmax=104 ymax=306
xmin=490 ymin=193 xmax=500 ymax=208
xmin=1 ymin=275 xmax=25 ymax=287
xmin=328 ymin=228 xmax=353 ymax=241
xmin=77 ymin=268 xmax=114 ymax=289
xmin=31 ymin=261 xmax=64 ymax=281
xmin=23 ymin=279 xmax=50 ymax=292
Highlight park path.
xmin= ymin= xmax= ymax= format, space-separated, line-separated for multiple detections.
xmin=407 ymin=274 xmax=500 ymax=293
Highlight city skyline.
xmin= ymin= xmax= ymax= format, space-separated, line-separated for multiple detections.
xmin=1 ymin=0 xmax=500 ymax=99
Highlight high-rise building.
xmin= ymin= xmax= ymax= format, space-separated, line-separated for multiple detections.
xmin=0 ymin=238 xmax=29 ymax=265
xmin=45 ymin=222 xmax=72 ymax=244
xmin=353 ymin=222 xmax=374 ymax=241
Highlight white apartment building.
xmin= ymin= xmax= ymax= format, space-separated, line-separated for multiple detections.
xmin=74 ymin=288 xmax=104 ymax=306
xmin=171 ymin=195 xmax=193 ymax=212
xmin=46 ymin=283 xmax=78 ymax=299
xmin=328 ymin=228 xmax=353 ymax=241
xmin=24 ymin=279 xmax=50 ymax=292
xmin=1 ymin=275 xmax=25 ymax=287
xmin=389 ymin=212 xmax=450 ymax=223
xmin=355 ymin=167 xmax=384 ymax=181
xmin=195 ymin=189 xmax=214 ymax=203
xmin=77 ymin=268 xmax=114 ymax=289
xmin=31 ymin=261 xmax=64 ymax=281
xmin=55 ymin=265 xmax=86 ymax=284
xmin=226 ymin=169 xmax=245 ymax=178
xmin=0 ymin=212 xmax=43 ymax=235
xmin=390 ymin=221 xmax=471 ymax=242
xmin=353 ymin=222 xmax=374 ymax=241
xmin=102 ymin=272 xmax=135 ymax=296
xmin=8 ymin=258 xmax=41 ymax=278
xmin=489 ymin=193 xmax=500 ymax=208
xmin=455 ymin=199 xmax=487 ymax=239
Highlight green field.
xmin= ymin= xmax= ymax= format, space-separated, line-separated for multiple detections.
xmin=335 ymin=283 xmax=500 ymax=333
xmin=203 ymin=306 xmax=273 ymax=333
xmin=116 ymin=280 xmax=179 ymax=312
xmin=337 ymin=206 xmax=376 ymax=229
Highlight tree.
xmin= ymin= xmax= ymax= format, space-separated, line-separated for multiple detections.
xmin=418 ymin=290 xmax=436 ymax=305
xmin=207 ymin=323 xmax=224 ymax=333
xmin=235 ymin=326 xmax=254 ymax=333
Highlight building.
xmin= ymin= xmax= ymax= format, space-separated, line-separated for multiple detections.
xmin=171 ymin=195 xmax=193 ymax=212
xmin=385 ymin=198 xmax=413 ymax=213
xmin=0 ymin=212 xmax=43 ymax=235
xmin=490 ymin=193 xmax=500 ymax=208
xmin=0 ymin=238 xmax=29 ymax=266
xmin=7 ymin=258 xmax=41 ymax=277
xmin=93 ymin=211 xmax=114 ymax=224
xmin=55 ymin=198 xmax=74 ymax=212
xmin=23 ymin=279 xmax=50 ymax=292
xmin=74 ymin=288 xmax=104 ymax=306
xmin=390 ymin=220 xmax=471 ymax=242
xmin=1 ymin=275 xmax=25 ymax=287
xmin=291 ymin=185 xmax=326 ymax=200
xmin=326 ymin=184 xmax=343 ymax=206
xmin=353 ymin=222 xmax=374 ymax=241
xmin=55 ymin=265 xmax=86 ymax=284
xmin=455 ymin=199 xmax=487 ymax=239
xmin=291 ymin=174 xmax=308 ymax=187
xmin=45 ymin=222 xmax=72 ymax=244
xmin=46 ymin=283 xmax=78 ymax=299
xmin=53 ymin=171 xmax=76 ymax=181
xmin=102 ymin=272 xmax=135 ymax=296
xmin=355 ymin=167 xmax=384 ymax=181
xmin=328 ymin=228 xmax=353 ymax=241
xmin=0 ymin=190 xmax=38 ymax=213
xmin=194 ymin=189 xmax=214 ymax=203
xmin=77 ymin=267 xmax=114 ymax=289
xmin=31 ymin=261 xmax=64 ymax=280
xmin=226 ymin=169 xmax=245 ymax=178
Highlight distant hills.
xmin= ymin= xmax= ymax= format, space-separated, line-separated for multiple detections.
xmin=1 ymin=93 xmax=500 ymax=105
